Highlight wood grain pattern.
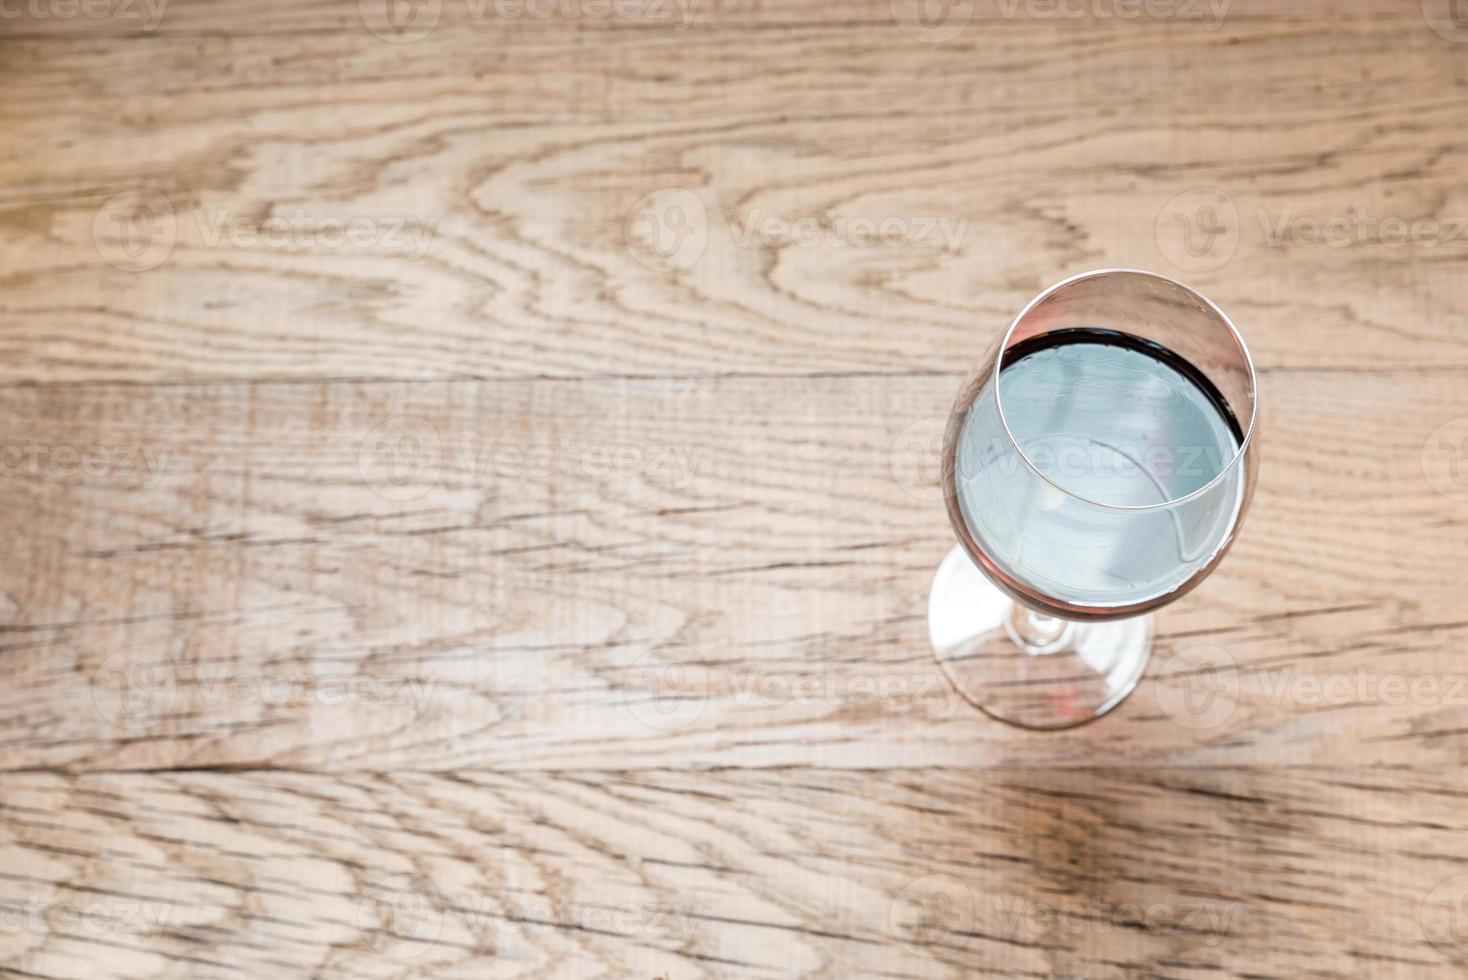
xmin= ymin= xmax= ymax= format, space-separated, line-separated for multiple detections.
xmin=3 ymin=767 xmax=1468 ymax=978
xmin=2 ymin=17 xmax=1468 ymax=383
xmin=2 ymin=3 xmax=1468 ymax=978
xmin=0 ymin=0 xmax=1415 ymax=38
xmin=0 ymin=370 xmax=1465 ymax=772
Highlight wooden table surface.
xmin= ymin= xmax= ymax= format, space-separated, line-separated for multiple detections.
xmin=3 ymin=1 xmax=1468 ymax=976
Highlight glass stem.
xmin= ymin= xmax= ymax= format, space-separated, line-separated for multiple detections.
xmin=1007 ymin=604 xmax=1072 ymax=654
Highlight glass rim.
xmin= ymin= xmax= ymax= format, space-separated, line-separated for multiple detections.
xmin=986 ymin=268 xmax=1259 ymax=514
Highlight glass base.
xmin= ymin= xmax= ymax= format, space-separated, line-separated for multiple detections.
xmin=928 ymin=546 xmax=1151 ymax=730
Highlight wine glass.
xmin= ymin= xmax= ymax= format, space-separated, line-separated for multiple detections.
xmin=929 ymin=269 xmax=1259 ymax=729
